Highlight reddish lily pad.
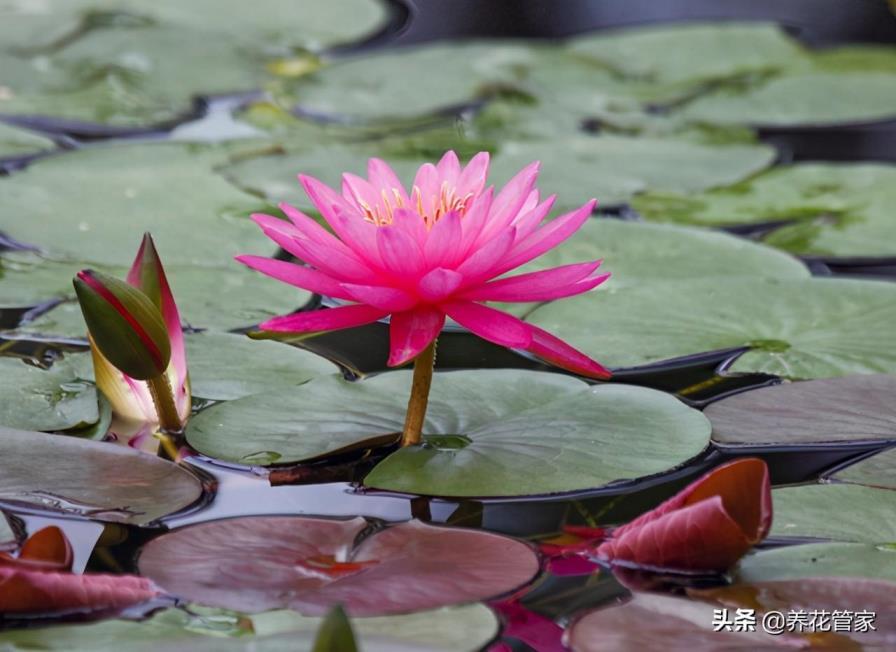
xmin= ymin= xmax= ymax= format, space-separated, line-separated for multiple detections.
xmin=706 ymin=375 xmax=896 ymax=447
xmin=595 ymin=459 xmax=771 ymax=573
xmin=691 ymin=578 xmax=896 ymax=648
xmin=0 ymin=426 xmax=203 ymax=526
xmin=0 ymin=527 xmax=159 ymax=615
xmin=567 ymin=592 xmax=793 ymax=651
xmin=138 ymin=516 xmax=539 ymax=615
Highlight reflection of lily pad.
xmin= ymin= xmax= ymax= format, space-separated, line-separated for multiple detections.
xmin=139 ymin=517 xmax=539 ymax=615
xmin=771 ymin=483 xmax=896 ymax=544
xmin=527 ymin=277 xmax=896 ymax=379
xmin=0 ymin=604 xmax=496 ymax=652
xmin=633 ymin=163 xmax=896 ymax=258
xmin=222 ymin=135 xmax=774 ymax=214
xmin=0 ymin=144 xmax=270 ymax=268
xmin=831 ymin=447 xmax=896 ymax=490
xmin=0 ymin=426 xmax=203 ymax=526
xmin=681 ymin=72 xmax=896 ymax=127
xmin=737 ymin=542 xmax=896 ymax=582
xmin=569 ymin=22 xmax=802 ymax=87
xmin=186 ymin=332 xmax=338 ymax=401
xmin=0 ymin=356 xmax=98 ymax=432
xmin=187 ymin=369 xmax=710 ymax=496
xmin=706 ymin=375 xmax=896 ymax=447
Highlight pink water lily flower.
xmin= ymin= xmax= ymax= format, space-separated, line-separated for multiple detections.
xmin=237 ymin=151 xmax=611 ymax=378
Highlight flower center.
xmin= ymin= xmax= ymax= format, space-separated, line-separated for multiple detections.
xmin=358 ymin=182 xmax=474 ymax=229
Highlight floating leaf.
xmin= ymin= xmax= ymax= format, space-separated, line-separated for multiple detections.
xmin=567 ymin=592 xmax=793 ymax=651
xmin=692 ymin=578 xmax=896 ymax=648
xmin=222 ymin=135 xmax=774 ymax=214
xmin=633 ymin=163 xmax=896 ymax=258
xmin=0 ymin=144 xmax=269 ymax=268
xmin=737 ymin=542 xmax=896 ymax=583
xmin=185 ymin=332 xmax=338 ymax=401
xmin=771 ymin=483 xmax=896 ymax=544
xmin=568 ymin=22 xmax=802 ymax=87
xmin=0 ymin=1 xmax=390 ymax=127
xmin=0 ymin=426 xmax=203 ymax=526
xmin=0 ymin=604 xmax=496 ymax=651
xmin=139 ymin=516 xmax=539 ymax=615
xmin=527 ymin=277 xmax=896 ymax=379
xmin=706 ymin=375 xmax=896 ymax=447
xmin=186 ymin=370 xmax=710 ymax=496
xmin=681 ymin=72 xmax=896 ymax=127
xmin=0 ymin=121 xmax=54 ymax=159
xmin=831 ymin=446 xmax=896 ymax=489
xmin=595 ymin=459 xmax=771 ymax=572
xmin=0 ymin=356 xmax=99 ymax=432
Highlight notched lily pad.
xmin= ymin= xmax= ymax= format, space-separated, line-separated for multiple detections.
xmin=0 ymin=121 xmax=56 ymax=159
xmin=770 ymin=483 xmax=896 ymax=544
xmin=527 ymin=277 xmax=896 ymax=379
xmin=706 ymin=375 xmax=896 ymax=447
xmin=737 ymin=542 xmax=896 ymax=583
xmin=0 ymin=355 xmax=99 ymax=432
xmin=139 ymin=516 xmax=539 ymax=615
xmin=186 ymin=369 xmax=711 ymax=497
xmin=0 ymin=425 xmax=203 ymax=525
xmin=831 ymin=446 xmax=896 ymax=490
xmin=186 ymin=332 xmax=338 ymax=401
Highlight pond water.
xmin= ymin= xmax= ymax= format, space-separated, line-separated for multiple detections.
xmin=1 ymin=1 xmax=896 ymax=650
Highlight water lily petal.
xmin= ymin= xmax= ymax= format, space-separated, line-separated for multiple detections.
xmin=499 ymin=200 xmax=596 ymax=274
xmin=368 ymin=157 xmax=409 ymax=204
xmin=417 ymin=268 xmax=463 ymax=302
xmin=456 ymin=151 xmax=490 ymax=200
xmin=377 ymin=224 xmax=425 ymax=277
xmin=442 ymin=301 xmax=532 ymax=348
xmin=341 ymin=284 xmax=417 ymax=311
xmin=424 ymin=210 xmax=464 ymax=269
xmin=461 ymin=261 xmax=604 ymax=302
xmin=261 ymin=304 xmax=388 ymax=332
xmin=236 ymin=255 xmax=354 ymax=300
xmin=512 ymin=195 xmax=556 ymax=241
xmin=525 ymin=323 xmax=612 ymax=380
xmin=454 ymin=227 xmax=517 ymax=284
xmin=388 ymin=306 xmax=446 ymax=366
xmin=436 ymin=150 xmax=461 ymax=187
xmin=474 ymin=161 xmax=540 ymax=246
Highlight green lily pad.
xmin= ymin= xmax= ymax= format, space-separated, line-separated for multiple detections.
xmin=0 ymin=355 xmax=98 ymax=432
xmin=0 ymin=0 xmax=389 ymax=127
xmin=0 ymin=425 xmax=203 ymax=525
xmin=189 ymin=369 xmax=711 ymax=496
xmin=222 ymin=135 xmax=774 ymax=214
xmin=737 ymin=542 xmax=896 ymax=583
xmin=831 ymin=447 xmax=896 ymax=490
xmin=771 ymin=483 xmax=896 ymax=544
xmin=568 ymin=22 xmax=803 ymax=87
xmin=0 ymin=143 xmax=270 ymax=268
xmin=633 ymin=163 xmax=896 ymax=258
xmin=680 ymin=71 xmax=896 ymax=127
xmin=0 ymin=121 xmax=55 ymax=159
xmin=185 ymin=332 xmax=338 ymax=401
xmin=705 ymin=375 xmax=896 ymax=447
xmin=526 ymin=277 xmax=896 ymax=379
xmin=0 ymin=604 xmax=495 ymax=652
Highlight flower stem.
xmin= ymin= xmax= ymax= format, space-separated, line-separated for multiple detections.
xmin=400 ymin=339 xmax=437 ymax=447
xmin=146 ymin=373 xmax=182 ymax=434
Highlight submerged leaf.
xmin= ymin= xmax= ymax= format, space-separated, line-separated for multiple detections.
xmin=139 ymin=517 xmax=539 ymax=616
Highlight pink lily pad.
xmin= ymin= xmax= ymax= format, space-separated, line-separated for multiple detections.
xmin=596 ymin=458 xmax=772 ymax=573
xmin=138 ymin=516 xmax=540 ymax=616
